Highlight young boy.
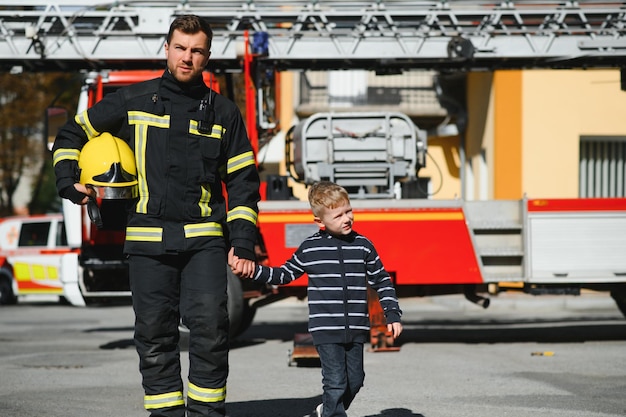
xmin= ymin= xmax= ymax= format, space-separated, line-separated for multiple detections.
xmin=231 ymin=181 xmax=402 ymax=417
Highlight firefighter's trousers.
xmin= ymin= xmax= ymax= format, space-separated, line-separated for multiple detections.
xmin=129 ymin=247 xmax=229 ymax=417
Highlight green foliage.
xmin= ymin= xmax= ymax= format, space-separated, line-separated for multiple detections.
xmin=28 ymin=152 xmax=62 ymax=214
xmin=0 ymin=72 xmax=80 ymax=215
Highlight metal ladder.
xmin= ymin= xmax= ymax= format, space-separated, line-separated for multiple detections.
xmin=1 ymin=1 xmax=625 ymax=72
xmin=465 ymin=200 xmax=525 ymax=281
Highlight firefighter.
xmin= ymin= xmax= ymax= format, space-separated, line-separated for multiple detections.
xmin=52 ymin=15 xmax=260 ymax=417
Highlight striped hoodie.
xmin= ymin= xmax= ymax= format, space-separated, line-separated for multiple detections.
xmin=253 ymin=229 xmax=402 ymax=345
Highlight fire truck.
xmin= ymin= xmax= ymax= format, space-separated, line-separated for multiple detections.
xmin=1 ymin=1 xmax=626 ymax=341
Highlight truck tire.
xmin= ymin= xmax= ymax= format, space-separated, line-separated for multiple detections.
xmin=227 ymin=268 xmax=245 ymax=337
xmin=178 ymin=270 xmax=250 ymax=338
xmin=610 ymin=287 xmax=626 ymax=319
xmin=238 ymin=302 xmax=257 ymax=337
xmin=0 ymin=269 xmax=18 ymax=305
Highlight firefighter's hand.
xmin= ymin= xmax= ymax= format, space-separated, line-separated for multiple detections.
xmin=388 ymin=322 xmax=403 ymax=339
xmin=228 ymin=247 xmax=256 ymax=279
xmin=62 ymin=183 xmax=96 ymax=205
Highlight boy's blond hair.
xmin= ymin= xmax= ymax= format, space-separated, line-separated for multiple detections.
xmin=308 ymin=181 xmax=351 ymax=217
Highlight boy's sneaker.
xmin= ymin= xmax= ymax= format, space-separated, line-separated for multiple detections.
xmin=307 ymin=403 xmax=322 ymax=417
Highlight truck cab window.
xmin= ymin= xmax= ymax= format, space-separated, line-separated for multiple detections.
xmin=18 ymin=222 xmax=51 ymax=247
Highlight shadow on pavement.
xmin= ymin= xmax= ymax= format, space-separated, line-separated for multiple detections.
xmin=225 ymin=398 xmax=425 ymax=417
xmin=364 ymin=408 xmax=425 ymax=417
xmin=95 ymin=315 xmax=626 ymax=351
xmin=225 ymin=395 xmax=321 ymax=417
xmin=397 ymin=316 xmax=626 ymax=344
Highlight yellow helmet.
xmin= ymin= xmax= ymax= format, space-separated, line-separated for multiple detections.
xmin=78 ymin=132 xmax=138 ymax=199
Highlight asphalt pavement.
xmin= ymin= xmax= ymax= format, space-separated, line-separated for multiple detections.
xmin=1 ymin=292 xmax=625 ymax=417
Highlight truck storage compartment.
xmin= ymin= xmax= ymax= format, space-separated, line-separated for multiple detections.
xmin=291 ymin=112 xmax=426 ymax=198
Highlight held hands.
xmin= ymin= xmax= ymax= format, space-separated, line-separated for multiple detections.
xmin=228 ymin=247 xmax=256 ymax=279
xmin=387 ymin=322 xmax=403 ymax=339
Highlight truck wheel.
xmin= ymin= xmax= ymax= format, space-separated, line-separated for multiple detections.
xmin=179 ymin=270 xmax=248 ymax=338
xmin=0 ymin=270 xmax=18 ymax=305
xmin=237 ymin=302 xmax=257 ymax=337
xmin=610 ymin=287 xmax=626 ymax=319
xmin=227 ymin=268 xmax=245 ymax=337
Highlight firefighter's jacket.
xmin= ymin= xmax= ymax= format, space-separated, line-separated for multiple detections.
xmin=52 ymin=70 xmax=260 ymax=257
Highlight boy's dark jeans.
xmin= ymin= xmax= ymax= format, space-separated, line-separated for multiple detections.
xmin=316 ymin=342 xmax=365 ymax=417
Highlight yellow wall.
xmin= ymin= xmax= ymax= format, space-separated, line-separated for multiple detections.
xmin=419 ymin=136 xmax=461 ymax=198
xmin=493 ymin=70 xmax=523 ymax=199
xmin=522 ymin=69 xmax=626 ymax=198
xmin=462 ymin=68 xmax=626 ymax=200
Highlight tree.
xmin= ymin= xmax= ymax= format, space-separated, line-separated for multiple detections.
xmin=29 ymin=76 xmax=81 ymax=214
xmin=0 ymin=72 xmax=79 ymax=216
